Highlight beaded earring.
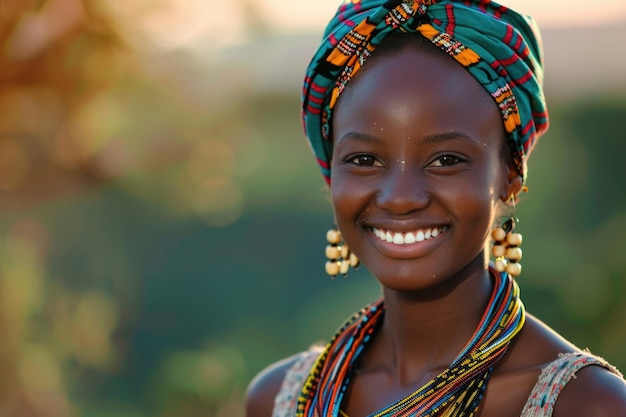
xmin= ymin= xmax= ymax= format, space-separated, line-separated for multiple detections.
xmin=325 ymin=228 xmax=359 ymax=278
xmin=491 ymin=217 xmax=523 ymax=277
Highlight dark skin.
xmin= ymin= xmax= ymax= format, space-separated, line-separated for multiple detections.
xmin=246 ymin=38 xmax=626 ymax=417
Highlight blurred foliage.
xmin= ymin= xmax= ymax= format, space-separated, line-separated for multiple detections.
xmin=0 ymin=1 xmax=624 ymax=417
xmin=0 ymin=0 xmax=127 ymax=207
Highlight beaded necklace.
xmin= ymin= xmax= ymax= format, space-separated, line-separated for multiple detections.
xmin=296 ymin=268 xmax=525 ymax=417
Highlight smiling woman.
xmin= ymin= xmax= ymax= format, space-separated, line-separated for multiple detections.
xmin=245 ymin=1 xmax=626 ymax=417
xmin=330 ymin=35 xmax=511 ymax=292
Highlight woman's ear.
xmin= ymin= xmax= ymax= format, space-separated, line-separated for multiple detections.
xmin=500 ymin=165 xmax=523 ymax=202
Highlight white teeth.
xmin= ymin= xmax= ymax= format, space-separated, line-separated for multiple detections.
xmin=371 ymin=227 xmax=446 ymax=246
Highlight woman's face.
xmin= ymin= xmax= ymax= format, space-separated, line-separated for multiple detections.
xmin=331 ymin=43 xmax=518 ymax=292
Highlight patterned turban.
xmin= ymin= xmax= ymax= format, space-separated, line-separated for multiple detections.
xmin=302 ymin=0 xmax=549 ymax=184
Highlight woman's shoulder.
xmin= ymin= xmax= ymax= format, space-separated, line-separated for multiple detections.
xmin=245 ymin=348 xmax=323 ymax=417
xmin=517 ymin=314 xmax=626 ymax=416
xmin=245 ymin=353 xmax=301 ymax=417
xmin=549 ymin=353 xmax=626 ymax=417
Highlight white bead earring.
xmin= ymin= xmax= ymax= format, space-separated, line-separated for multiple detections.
xmin=325 ymin=228 xmax=359 ymax=278
xmin=492 ymin=217 xmax=523 ymax=277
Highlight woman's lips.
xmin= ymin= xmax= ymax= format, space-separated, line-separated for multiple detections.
xmin=370 ymin=226 xmax=449 ymax=245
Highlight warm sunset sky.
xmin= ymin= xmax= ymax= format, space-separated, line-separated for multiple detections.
xmin=259 ymin=0 xmax=626 ymax=30
xmin=124 ymin=0 xmax=626 ymax=51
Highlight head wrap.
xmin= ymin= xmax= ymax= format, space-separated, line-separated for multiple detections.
xmin=302 ymin=0 xmax=549 ymax=184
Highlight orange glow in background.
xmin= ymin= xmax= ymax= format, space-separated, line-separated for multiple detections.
xmin=0 ymin=2 xmax=624 ymax=417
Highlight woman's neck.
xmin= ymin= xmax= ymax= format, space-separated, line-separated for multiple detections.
xmin=365 ymin=257 xmax=493 ymax=386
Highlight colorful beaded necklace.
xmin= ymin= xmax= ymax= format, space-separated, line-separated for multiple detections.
xmin=296 ymin=268 xmax=525 ymax=417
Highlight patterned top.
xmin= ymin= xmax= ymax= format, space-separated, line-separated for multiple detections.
xmin=272 ymin=349 xmax=622 ymax=417
xmin=520 ymin=350 xmax=622 ymax=416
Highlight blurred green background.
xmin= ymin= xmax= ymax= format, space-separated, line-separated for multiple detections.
xmin=0 ymin=1 xmax=624 ymax=416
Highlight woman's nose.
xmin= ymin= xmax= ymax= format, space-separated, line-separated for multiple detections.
xmin=376 ymin=164 xmax=431 ymax=214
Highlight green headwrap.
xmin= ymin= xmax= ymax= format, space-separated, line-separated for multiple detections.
xmin=302 ymin=0 xmax=549 ymax=184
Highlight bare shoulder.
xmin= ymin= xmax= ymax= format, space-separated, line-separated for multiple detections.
xmin=245 ymin=353 xmax=305 ymax=417
xmin=553 ymin=362 xmax=626 ymax=417
xmin=518 ymin=314 xmax=626 ymax=416
xmin=503 ymin=313 xmax=580 ymax=369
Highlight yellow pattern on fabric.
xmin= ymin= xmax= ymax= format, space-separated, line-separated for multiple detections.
xmin=327 ymin=20 xmax=377 ymax=66
xmin=493 ymin=85 xmax=522 ymax=133
xmin=417 ymin=23 xmax=481 ymax=66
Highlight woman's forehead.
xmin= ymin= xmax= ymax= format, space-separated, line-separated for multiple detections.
xmin=334 ymin=45 xmax=502 ymax=141
xmin=342 ymin=38 xmax=492 ymax=104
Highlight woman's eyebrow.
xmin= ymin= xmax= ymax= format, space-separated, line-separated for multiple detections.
xmin=336 ymin=131 xmax=475 ymax=145
xmin=418 ymin=131 xmax=475 ymax=145
xmin=335 ymin=132 xmax=384 ymax=145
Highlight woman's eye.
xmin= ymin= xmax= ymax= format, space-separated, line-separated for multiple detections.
xmin=431 ymin=154 xmax=462 ymax=167
xmin=348 ymin=154 xmax=381 ymax=167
